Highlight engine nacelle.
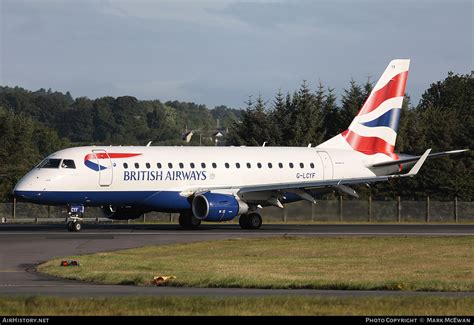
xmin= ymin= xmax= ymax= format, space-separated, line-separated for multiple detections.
xmin=192 ymin=193 xmax=248 ymax=222
xmin=102 ymin=205 xmax=144 ymax=220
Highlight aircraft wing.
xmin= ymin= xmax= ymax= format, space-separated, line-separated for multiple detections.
xmin=180 ymin=149 xmax=431 ymax=205
xmin=239 ymin=149 xmax=430 ymax=194
xmin=368 ymin=149 xmax=468 ymax=168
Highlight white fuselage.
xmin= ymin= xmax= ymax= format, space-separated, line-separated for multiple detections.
xmin=13 ymin=145 xmax=394 ymax=211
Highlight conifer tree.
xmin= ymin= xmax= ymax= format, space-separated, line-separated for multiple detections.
xmin=321 ymin=87 xmax=340 ymax=139
xmin=339 ymin=79 xmax=364 ymax=129
xmin=270 ymin=90 xmax=289 ymax=145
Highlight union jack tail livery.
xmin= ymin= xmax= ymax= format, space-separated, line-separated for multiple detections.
xmin=318 ymin=59 xmax=410 ymax=160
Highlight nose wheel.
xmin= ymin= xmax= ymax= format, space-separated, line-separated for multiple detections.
xmin=67 ymin=220 xmax=82 ymax=232
xmin=66 ymin=204 xmax=84 ymax=232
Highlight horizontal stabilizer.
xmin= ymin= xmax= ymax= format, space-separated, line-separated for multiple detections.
xmin=404 ymin=149 xmax=431 ymax=177
xmin=368 ymin=149 xmax=469 ymax=168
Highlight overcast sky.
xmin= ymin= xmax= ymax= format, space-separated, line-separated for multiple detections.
xmin=1 ymin=0 xmax=472 ymax=109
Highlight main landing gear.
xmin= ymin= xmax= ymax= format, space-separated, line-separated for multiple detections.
xmin=239 ymin=212 xmax=262 ymax=230
xmin=177 ymin=212 xmax=263 ymax=230
xmin=66 ymin=205 xmax=84 ymax=232
xmin=179 ymin=213 xmax=202 ymax=229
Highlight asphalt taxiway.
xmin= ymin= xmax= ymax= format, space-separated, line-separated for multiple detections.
xmin=0 ymin=223 xmax=473 ymax=297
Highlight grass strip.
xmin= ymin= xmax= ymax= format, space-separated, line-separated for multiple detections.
xmin=38 ymin=236 xmax=474 ymax=291
xmin=1 ymin=296 xmax=473 ymax=316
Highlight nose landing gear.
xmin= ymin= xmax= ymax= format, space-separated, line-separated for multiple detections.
xmin=67 ymin=205 xmax=84 ymax=232
xmin=67 ymin=219 xmax=82 ymax=232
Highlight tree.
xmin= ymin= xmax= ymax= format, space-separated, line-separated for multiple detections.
xmin=339 ymin=79 xmax=364 ymax=130
xmin=321 ymin=87 xmax=340 ymax=140
xmin=210 ymin=105 xmax=241 ymax=130
xmin=146 ymin=102 xmax=182 ymax=143
xmin=227 ymin=95 xmax=274 ymax=146
xmin=92 ymin=97 xmax=116 ymax=143
xmin=0 ymin=107 xmax=69 ymax=200
xmin=290 ymin=81 xmax=323 ymax=146
xmin=226 ymin=96 xmax=254 ymax=146
xmin=412 ymin=72 xmax=474 ymax=200
xmin=61 ymin=97 xmax=94 ymax=143
xmin=269 ymin=90 xmax=290 ymax=145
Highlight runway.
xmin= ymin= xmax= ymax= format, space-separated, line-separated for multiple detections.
xmin=0 ymin=223 xmax=473 ymax=297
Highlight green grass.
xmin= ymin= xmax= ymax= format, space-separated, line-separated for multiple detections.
xmin=1 ymin=296 xmax=473 ymax=316
xmin=38 ymin=236 xmax=474 ymax=291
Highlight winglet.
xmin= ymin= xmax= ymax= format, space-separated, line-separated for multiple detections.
xmin=405 ymin=148 xmax=431 ymax=177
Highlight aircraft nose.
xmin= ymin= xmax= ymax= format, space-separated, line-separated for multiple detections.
xmin=13 ymin=175 xmax=35 ymax=199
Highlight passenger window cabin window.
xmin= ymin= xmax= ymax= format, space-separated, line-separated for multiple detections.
xmin=246 ymin=163 xmax=251 ymax=168
xmin=310 ymin=163 xmax=315 ymax=168
xmin=123 ymin=163 xmax=128 ymax=169
xmin=61 ymin=159 xmax=76 ymax=169
xmin=168 ymin=163 xmax=173 ymax=168
xmin=300 ymin=163 xmax=304 ymax=168
xmin=212 ymin=163 xmax=217 ymax=168
xmin=134 ymin=163 xmax=139 ymax=169
xmin=190 ymin=163 xmax=195 ymax=169
xmin=236 ymin=163 xmax=240 ymax=168
xmin=146 ymin=163 xmax=151 ymax=169
xmin=257 ymin=163 xmax=262 ymax=168
xmin=179 ymin=163 xmax=184 ymax=169
xmin=157 ymin=163 xmax=162 ymax=169
xmin=201 ymin=163 xmax=206 ymax=168
xmin=289 ymin=163 xmax=294 ymax=168
xmin=278 ymin=163 xmax=283 ymax=168
xmin=268 ymin=163 xmax=273 ymax=168
xmin=225 ymin=163 xmax=230 ymax=168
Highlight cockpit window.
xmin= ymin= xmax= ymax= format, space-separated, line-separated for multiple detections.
xmin=37 ymin=159 xmax=62 ymax=169
xmin=61 ymin=159 xmax=76 ymax=169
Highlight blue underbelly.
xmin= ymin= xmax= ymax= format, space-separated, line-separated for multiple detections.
xmin=14 ymin=190 xmax=191 ymax=211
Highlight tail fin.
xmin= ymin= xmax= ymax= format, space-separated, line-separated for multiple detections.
xmin=318 ymin=59 xmax=410 ymax=158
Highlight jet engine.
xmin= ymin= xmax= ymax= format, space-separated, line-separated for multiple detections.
xmin=192 ymin=192 xmax=248 ymax=222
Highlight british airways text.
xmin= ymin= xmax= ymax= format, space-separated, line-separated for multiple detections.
xmin=123 ymin=170 xmax=207 ymax=181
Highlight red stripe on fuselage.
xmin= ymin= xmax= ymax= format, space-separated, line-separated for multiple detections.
xmin=84 ymin=153 xmax=142 ymax=161
xmin=358 ymin=71 xmax=408 ymax=116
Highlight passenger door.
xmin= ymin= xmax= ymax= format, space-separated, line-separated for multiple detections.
xmin=317 ymin=151 xmax=334 ymax=180
xmin=92 ymin=149 xmax=113 ymax=186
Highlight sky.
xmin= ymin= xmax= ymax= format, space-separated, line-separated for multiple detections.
xmin=0 ymin=0 xmax=472 ymax=109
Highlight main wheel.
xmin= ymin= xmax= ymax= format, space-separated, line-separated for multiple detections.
xmin=72 ymin=221 xmax=82 ymax=232
xmin=179 ymin=213 xmax=201 ymax=229
xmin=247 ymin=213 xmax=262 ymax=229
xmin=239 ymin=214 xmax=249 ymax=229
xmin=67 ymin=221 xmax=74 ymax=232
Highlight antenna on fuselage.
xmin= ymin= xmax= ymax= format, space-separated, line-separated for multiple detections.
xmin=307 ymin=143 xmax=312 ymax=147
xmin=262 ymin=142 xmax=267 ymax=147
xmin=146 ymin=141 xmax=152 ymax=147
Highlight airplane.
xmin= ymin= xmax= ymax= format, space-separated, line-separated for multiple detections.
xmin=13 ymin=59 xmax=468 ymax=232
